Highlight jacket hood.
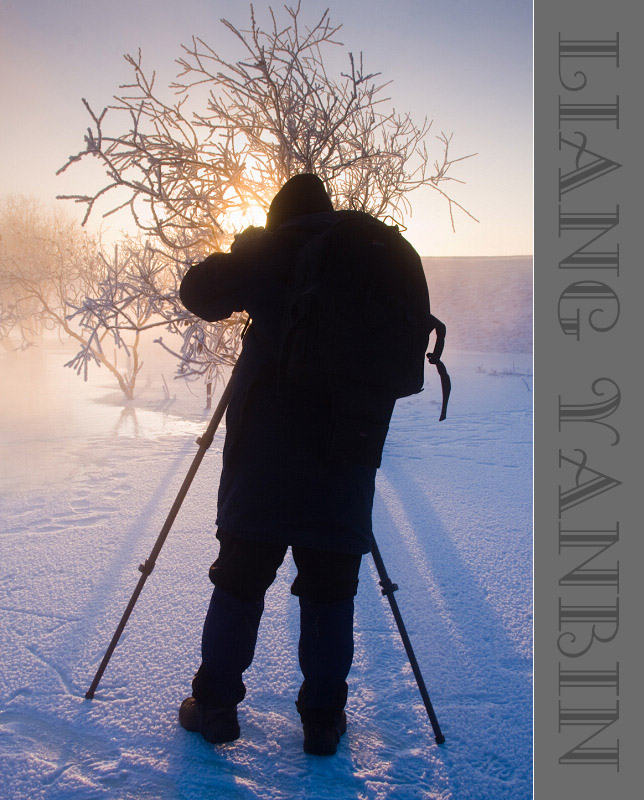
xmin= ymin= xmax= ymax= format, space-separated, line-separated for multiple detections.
xmin=265 ymin=174 xmax=333 ymax=232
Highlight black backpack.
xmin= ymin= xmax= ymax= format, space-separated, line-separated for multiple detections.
xmin=277 ymin=210 xmax=450 ymax=467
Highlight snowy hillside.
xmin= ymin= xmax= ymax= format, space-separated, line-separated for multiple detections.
xmin=0 ymin=260 xmax=532 ymax=799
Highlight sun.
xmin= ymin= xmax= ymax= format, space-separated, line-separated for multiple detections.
xmin=223 ymin=204 xmax=267 ymax=234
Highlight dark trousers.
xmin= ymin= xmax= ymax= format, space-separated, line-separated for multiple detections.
xmin=193 ymin=531 xmax=362 ymax=710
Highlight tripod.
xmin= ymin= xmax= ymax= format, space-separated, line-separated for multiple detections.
xmin=84 ymin=370 xmax=445 ymax=745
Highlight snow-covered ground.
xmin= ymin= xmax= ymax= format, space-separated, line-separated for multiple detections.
xmin=0 ymin=259 xmax=532 ymax=799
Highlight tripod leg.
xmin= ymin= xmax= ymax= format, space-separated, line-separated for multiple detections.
xmin=86 ymin=569 xmax=149 ymax=698
xmin=370 ymin=534 xmax=445 ymax=744
xmin=85 ymin=373 xmax=236 ymax=699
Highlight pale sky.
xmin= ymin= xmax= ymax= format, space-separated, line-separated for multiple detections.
xmin=0 ymin=0 xmax=532 ymax=257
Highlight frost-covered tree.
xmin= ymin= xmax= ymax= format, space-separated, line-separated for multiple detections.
xmin=63 ymin=237 xmax=188 ymax=399
xmin=0 ymin=197 xmax=155 ymax=399
xmin=65 ymin=237 xmax=246 ymax=401
xmin=0 ymin=196 xmax=93 ymax=343
xmin=57 ymin=2 xmax=475 ymax=394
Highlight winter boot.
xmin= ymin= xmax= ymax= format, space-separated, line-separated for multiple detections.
xmin=296 ymin=680 xmax=348 ymax=756
xmin=296 ymin=596 xmax=354 ymax=754
xmin=178 ymin=696 xmax=240 ymax=744
xmin=180 ymin=586 xmax=264 ymax=744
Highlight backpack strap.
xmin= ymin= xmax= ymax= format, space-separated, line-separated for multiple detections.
xmin=426 ymin=314 xmax=451 ymax=421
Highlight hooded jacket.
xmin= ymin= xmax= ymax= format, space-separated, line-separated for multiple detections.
xmin=179 ymin=176 xmax=377 ymax=554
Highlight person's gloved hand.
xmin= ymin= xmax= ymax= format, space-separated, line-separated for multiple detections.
xmin=230 ymin=225 xmax=266 ymax=254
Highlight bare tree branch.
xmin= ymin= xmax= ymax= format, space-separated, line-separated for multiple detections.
xmin=53 ymin=3 xmax=477 ymax=396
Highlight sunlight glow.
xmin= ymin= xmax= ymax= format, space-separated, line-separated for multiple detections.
xmin=223 ymin=204 xmax=267 ymax=235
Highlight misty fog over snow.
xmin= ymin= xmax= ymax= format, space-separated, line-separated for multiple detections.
xmin=0 ymin=257 xmax=532 ymax=799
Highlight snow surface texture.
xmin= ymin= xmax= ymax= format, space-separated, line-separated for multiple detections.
xmin=0 ymin=257 xmax=532 ymax=799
